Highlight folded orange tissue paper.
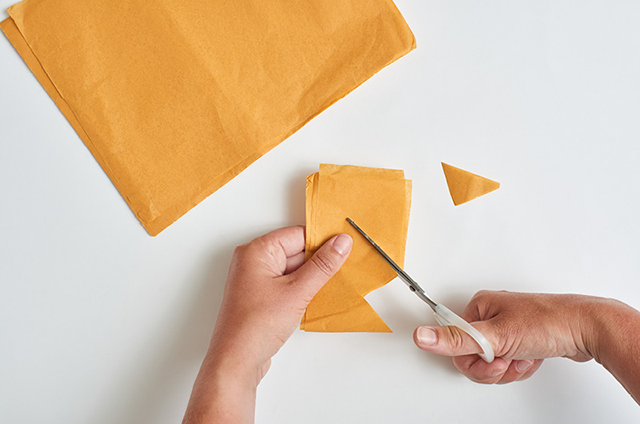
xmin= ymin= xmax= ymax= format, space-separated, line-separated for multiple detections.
xmin=1 ymin=0 xmax=415 ymax=236
xmin=302 ymin=164 xmax=412 ymax=332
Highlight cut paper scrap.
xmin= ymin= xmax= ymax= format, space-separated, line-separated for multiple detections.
xmin=1 ymin=1 xmax=415 ymax=236
xmin=442 ymin=163 xmax=500 ymax=206
xmin=302 ymin=164 xmax=412 ymax=332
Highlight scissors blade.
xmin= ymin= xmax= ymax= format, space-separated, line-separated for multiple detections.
xmin=346 ymin=218 xmax=437 ymax=310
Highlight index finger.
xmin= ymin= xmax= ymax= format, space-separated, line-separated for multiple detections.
xmin=256 ymin=225 xmax=306 ymax=258
xmin=461 ymin=290 xmax=501 ymax=322
xmin=453 ymin=355 xmax=510 ymax=384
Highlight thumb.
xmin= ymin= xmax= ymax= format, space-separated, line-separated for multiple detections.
xmin=289 ymin=234 xmax=352 ymax=300
xmin=413 ymin=324 xmax=492 ymax=357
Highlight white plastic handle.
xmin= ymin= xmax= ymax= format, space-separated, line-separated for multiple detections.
xmin=433 ymin=304 xmax=495 ymax=363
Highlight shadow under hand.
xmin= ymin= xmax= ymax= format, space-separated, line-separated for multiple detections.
xmin=92 ymin=237 xmax=244 ymax=424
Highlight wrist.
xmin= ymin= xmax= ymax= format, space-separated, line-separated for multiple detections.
xmin=207 ymin=324 xmax=268 ymax=387
xmin=575 ymin=296 xmax=627 ymax=364
xmin=581 ymin=297 xmax=636 ymax=365
xmin=204 ymin=348 xmax=262 ymax=394
xmin=548 ymin=294 xmax=610 ymax=362
xmin=182 ymin=351 xmax=260 ymax=424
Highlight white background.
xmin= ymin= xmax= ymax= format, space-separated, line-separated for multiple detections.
xmin=2 ymin=1 xmax=640 ymax=422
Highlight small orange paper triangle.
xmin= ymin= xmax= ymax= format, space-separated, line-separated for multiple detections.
xmin=442 ymin=163 xmax=500 ymax=206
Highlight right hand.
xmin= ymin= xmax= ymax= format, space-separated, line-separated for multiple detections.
xmin=413 ymin=290 xmax=605 ymax=384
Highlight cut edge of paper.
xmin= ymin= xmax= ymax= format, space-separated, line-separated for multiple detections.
xmin=302 ymin=295 xmax=392 ymax=333
xmin=301 ymin=164 xmax=411 ymax=333
xmin=442 ymin=162 xmax=500 ymax=206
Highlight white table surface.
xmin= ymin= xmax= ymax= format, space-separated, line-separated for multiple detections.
xmin=2 ymin=1 xmax=640 ymax=422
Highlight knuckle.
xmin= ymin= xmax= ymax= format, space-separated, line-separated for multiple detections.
xmin=475 ymin=289 xmax=491 ymax=297
xmin=473 ymin=289 xmax=494 ymax=302
xmin=256 ymin=236 xmax=278 ymax=256
xmin=233 ymin=242 xmax=250 ymax=258
xmin=468 ymin=291 xmax=487 ymax=309
xmin=457 ymin=367 xmax=496 ymax=384
xmin=469 ymin=290 xmax=502 ymax=320
xmin=309 ymin=252 xmax=337 ymax=277
xmin=452 ymin=358 xmax=485 ymax=383
xmin=250 ymin=236 xmax=270 ymax=252
xmin=444 ymin=326 xmax=466 ymax=352
xmin=469 ymin=376 xmax=494 ymax=385
xmin=244 ymin=236 xmax=280 ymax=260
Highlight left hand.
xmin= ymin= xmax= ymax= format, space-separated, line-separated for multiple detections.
xmin=183 ymin=226 xmax=352 ymax=423
xmin=209 ymin=225 xmax=352 ymax=381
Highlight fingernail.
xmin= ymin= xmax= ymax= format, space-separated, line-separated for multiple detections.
xmin=332 ymin=234 xmax=352 ymax=256
xmin=417 ymin=326 xmax=437 ymax=346
xmin=516 ymin=360 xmax=534 ymax=373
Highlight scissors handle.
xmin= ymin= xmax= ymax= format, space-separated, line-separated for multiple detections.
xmin=433 ymin=304 xmax=495 ymax=363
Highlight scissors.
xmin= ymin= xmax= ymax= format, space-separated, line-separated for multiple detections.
xmin=346 ymin=218 xmax=495 ymax=363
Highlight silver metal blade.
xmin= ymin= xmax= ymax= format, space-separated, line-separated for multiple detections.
xmin=346 ymin=217 xmax=437 ymax=310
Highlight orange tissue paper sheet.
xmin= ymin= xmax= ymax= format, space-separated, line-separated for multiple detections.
xmin=301 ymin=164 xmax=412 ymax=332
xmin=442 ymin=163 xmax=500 ymax=206
xmin=0 ymin=0 xmax=415 ymax=236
